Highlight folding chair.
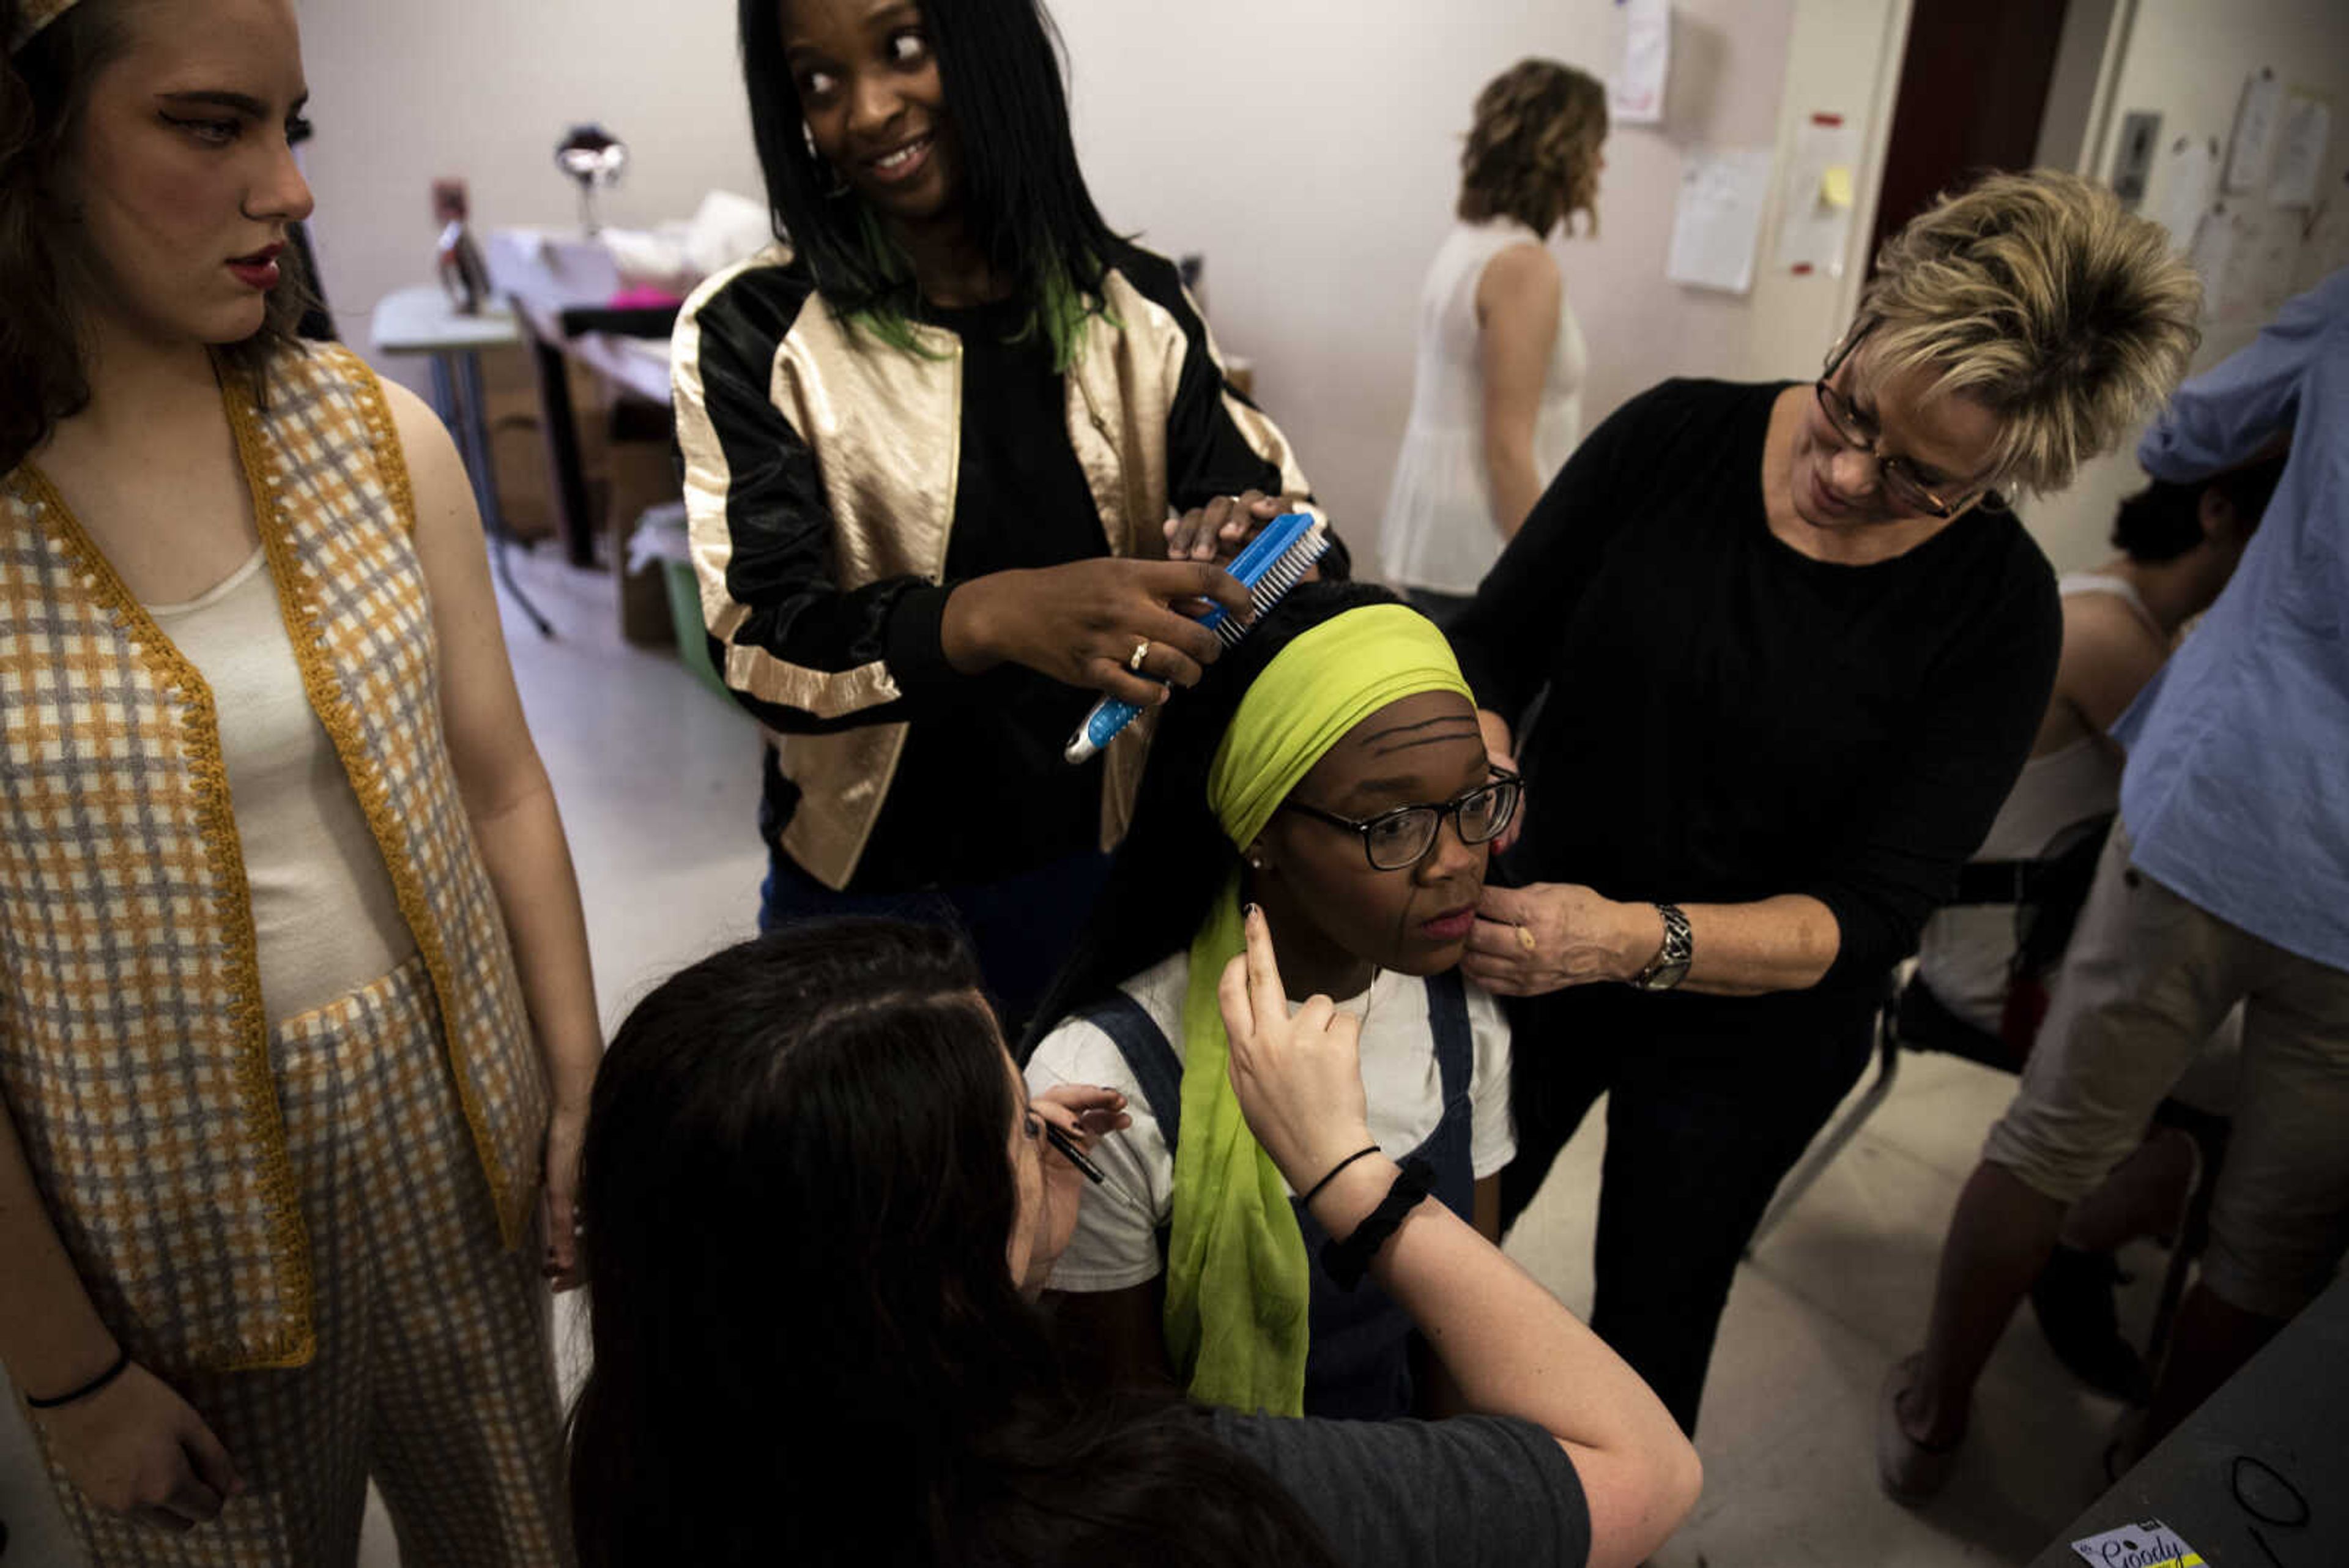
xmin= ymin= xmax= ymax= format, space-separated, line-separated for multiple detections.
xmin=1747 ymin=815 xmax=2113 ymax=1250
xmin=1745 ymin=812 xmax=2229 ymax=1381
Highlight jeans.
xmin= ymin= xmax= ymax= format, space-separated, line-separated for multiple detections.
xmin=760 ymin=848 xmax=1113 ymax=1039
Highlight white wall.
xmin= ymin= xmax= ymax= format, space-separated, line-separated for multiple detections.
xmin=303 ymin=0 xmax=2348 ymax=578
xmin=1737 ymin=0 xmax=1910 ymax=384
xmin=297 ymin=0 xmax=764 ymax=346
xmin=1049 ymin=0 xmax=1801 ymax=544
xmin=2021 ymin=0 xmax=2349 ymax=570
xmin=299 ymin=0 xmax=1921 ymax=567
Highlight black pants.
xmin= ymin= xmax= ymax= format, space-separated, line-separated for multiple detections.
xmin=1499 ymin=984 xmax=1879 ymax=1433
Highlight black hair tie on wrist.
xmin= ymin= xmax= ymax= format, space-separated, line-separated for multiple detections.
xmin=1321 ymin=1157 xmax=1435 ymax=1290
xmin=25 ymin=1346 xmax=130 ymax=1411
xmin=1301 ymin=1143 xmax=1382 ymax=1208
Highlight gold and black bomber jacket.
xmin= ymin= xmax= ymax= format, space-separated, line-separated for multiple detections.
xmin=672 ymin=240 xmax=1330 ymax=890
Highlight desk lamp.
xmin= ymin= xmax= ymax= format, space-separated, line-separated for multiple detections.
xmin=555 ymin=124 xmax=628 ymax=237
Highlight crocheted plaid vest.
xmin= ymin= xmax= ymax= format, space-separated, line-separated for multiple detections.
xmin=0 ymin=344 xmax=547 ymax=1373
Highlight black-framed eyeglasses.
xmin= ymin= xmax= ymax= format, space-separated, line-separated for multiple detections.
xmin=1279 ymin=766 xmax=1523 ymax=872
xmin=1816 ymin=321 xmax=2005 ymax=520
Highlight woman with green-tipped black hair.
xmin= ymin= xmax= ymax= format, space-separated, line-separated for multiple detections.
xmin=675 ymin=0 xmax=1334 ymax=1031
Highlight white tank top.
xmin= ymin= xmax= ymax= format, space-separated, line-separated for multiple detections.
xmin=1914 ymin=573 xmax=2161 ymax=1031
xmin=147 ymin=550 xmax=416 ymax=1025
xmin=1378 ymin=219 xmax=1587 ymax=595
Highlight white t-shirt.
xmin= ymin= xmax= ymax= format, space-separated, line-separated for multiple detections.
xmin=1027 ymin=954 xmax=1516 ymax=1293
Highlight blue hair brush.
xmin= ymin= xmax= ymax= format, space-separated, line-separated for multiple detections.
xmin=1064 ymin=511 xmax=1330 ymax=764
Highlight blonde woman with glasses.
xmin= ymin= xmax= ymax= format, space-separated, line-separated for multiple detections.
xmin=1444 ymin=170 xmax=2202 ymax=1435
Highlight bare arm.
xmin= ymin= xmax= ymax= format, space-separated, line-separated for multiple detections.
xmin=1223 ymin=909 xmax=1701 ymax=1568
xmin=1465 ymin=879 xmax=1841 ymax=998
xmin=1313 ymin=1156 xmax=1699 ymax=1564
xmin=1672 ymin=897 xmax=1839 ymax=994
xmin=1475 ymin=245 xmax=1564 ymax=541
xmin=2054 ymin=592 xmax=2169 ymax=748
xmin=1411 ymin=1173 xmax=1507 ymax=1419
xmin=386 ymin=381 xmax=601 ymax=1285
xmin=2 ymin=1099 xmax=241 ymax=1523
xmin=0 ymin=1100 xmax=116 ymax=1400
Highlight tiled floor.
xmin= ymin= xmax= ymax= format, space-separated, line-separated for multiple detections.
xmin=1 ymin=548 xmax=2158 ymax=1564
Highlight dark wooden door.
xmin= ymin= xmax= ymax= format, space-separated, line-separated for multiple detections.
xmin=1868 ymin=0 xmax=2073 ymax=264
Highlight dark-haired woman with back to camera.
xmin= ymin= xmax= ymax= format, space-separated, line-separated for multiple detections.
xmin=568 ymin=916 xmax=1700 ymax=1567
xmin=675 ymin=0 xmax=1333 ymax=1034
xmin=1 ymin=0 xmax=595 ymax=1556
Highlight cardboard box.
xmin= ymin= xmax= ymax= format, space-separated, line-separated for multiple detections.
xmin=604 ymin=426 xmax=683 ymax=647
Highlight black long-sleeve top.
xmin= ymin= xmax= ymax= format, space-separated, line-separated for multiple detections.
xmin=1449 ymin=378 xmax=2061 ymax=1016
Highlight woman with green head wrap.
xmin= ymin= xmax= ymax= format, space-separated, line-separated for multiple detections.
xmin=1025 ymin=583 xmax=1523 ymax=1419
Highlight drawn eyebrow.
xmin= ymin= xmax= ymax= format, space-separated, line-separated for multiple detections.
xmin=1367 ymin=718 xmax=1483 ymax=758
xmin=1368 ymin=734 xmax=1484 ymax=761
xmin=1360 ymin=714 xmax=1464 ymax=745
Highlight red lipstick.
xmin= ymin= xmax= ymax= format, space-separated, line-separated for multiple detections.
xmin=227 ymin=242 xmax=284 ymax=291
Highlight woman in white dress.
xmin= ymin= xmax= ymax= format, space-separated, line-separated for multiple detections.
xmin=1380 ymin=60 xmax=1606 ymax=624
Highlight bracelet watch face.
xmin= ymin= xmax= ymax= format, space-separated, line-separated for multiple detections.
xmin=1637 ymin=953 xmax=1693 ymax=991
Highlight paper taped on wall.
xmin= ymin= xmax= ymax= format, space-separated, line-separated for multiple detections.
xmin=1774 ymin=113 xmax=1862 ymax=277
xmin=1610 ymin=0 xmax=1670 ymax=127
xmin=1668 ymin=147 xmax=1773 ymax=295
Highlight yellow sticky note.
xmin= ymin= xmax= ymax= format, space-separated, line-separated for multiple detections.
xmin=1822 ymin=165 xmax=1855 ymax=209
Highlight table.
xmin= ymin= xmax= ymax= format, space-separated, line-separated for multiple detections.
xmin=368 ymin=285 xmax=552 ymax=637
xmin=507 ymin=296 xmax=677 ymax=571
xmin=2028 ymin=1274 xmax=2347 ymax=1567
xmin=484 ymin=232 xmax=680 ymax=570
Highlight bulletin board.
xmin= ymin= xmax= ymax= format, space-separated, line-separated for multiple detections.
xmin=2134 ymin=65 xmax=2346 ymax=325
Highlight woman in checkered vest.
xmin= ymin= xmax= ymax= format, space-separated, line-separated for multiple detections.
xmin=0 ymin=0 xmax=597 ymax=1560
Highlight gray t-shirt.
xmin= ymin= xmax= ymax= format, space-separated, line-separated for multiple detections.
xmin=1207 ymin=1408 xmax=1592 ymax=1567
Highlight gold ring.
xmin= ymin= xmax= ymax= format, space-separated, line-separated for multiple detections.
xmin=1127 ymin=639 xmax=1151 ymax=672
xmin=1515 ymin=924 xmax=1538 ymax=953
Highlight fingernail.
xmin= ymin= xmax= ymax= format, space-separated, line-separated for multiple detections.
xmin=1244 ymin=902 xmax=1260 ymax=919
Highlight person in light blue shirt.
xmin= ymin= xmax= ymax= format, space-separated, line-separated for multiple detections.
xmin=1883 ymin=270 xmax=2349 ymax=1500
xmin=2117 ymin=266 xmax=2349 ymax=964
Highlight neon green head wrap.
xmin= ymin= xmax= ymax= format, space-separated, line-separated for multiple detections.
xmin=1164 ymin=603 xmax=1474 ymax=1415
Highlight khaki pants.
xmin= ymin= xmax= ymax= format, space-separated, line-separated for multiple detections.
xmin=1984 ymin=824 xmax=2349 ymax=1318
